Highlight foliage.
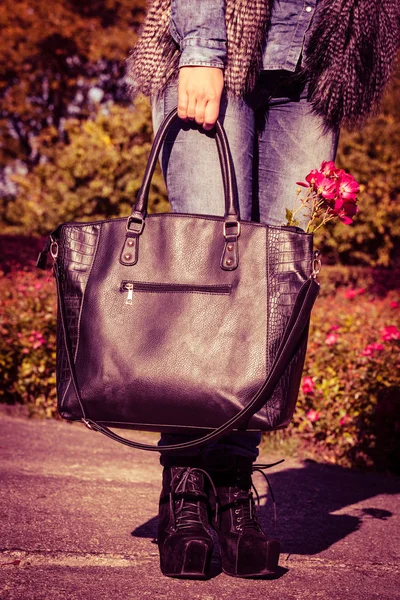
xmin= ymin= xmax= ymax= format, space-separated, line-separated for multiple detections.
xmin=269 ymin=283 xmax=400 ymax=473
xmin=1 ymin=254 xmax=400 ymax=471
xmin=0 ymin=0 xmax=146 ymax=168
xmin=315 ymin=70 xmax=400 ymax=267
xmin=2 ymin=98 xmax=169 ymax=234
xmin=0 ymin=267 xmax=57 ymax=417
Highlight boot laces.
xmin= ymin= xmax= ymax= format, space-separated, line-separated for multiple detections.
xmin=232 ymin=489 xmax=259 ymax=532
xmin=169 ymin=467 xmax=218 ymax=532
xmin=232 ymin=459 xmax=284 ymax=532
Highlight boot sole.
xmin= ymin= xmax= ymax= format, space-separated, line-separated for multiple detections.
xmin=221 ymin=539 xmax=281 ymax=578
xmin=161 ymin=540 xmax=211 ymax=580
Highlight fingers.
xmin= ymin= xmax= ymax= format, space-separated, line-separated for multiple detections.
xmin=177 ymin=86 xmax=189 ymax=121
xmin=186 ymin=93 xmax=198 ymax=121
xmin=177 ymin=67 xmax=224 ymax=130
xmin=203 ymin=98 xmax=220 ymax=131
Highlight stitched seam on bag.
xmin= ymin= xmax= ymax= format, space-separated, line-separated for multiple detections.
xmin=59 ymin=226 xmax=73 ymax=409
xmin=266 ymin=226 xmax=270 ymax=384
xmin=95 ymin=421 xmax=261 ymax=431
xmin=55 ymin=213 xmax=312 ymax=236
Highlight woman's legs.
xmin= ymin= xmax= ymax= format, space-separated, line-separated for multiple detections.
xmin=152 ymin=82 xmax=273 ymax=579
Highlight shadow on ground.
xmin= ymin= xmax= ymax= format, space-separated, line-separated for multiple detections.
xmin=131 ymin=458 xmax=400 ymax=558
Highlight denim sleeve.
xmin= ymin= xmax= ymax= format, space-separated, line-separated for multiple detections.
xmin=171 ymin=0 xmax=227 ymax=69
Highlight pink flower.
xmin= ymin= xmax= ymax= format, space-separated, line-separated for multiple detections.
xmin=34 ymin=282 xmax=42 ymax=290
xmin=306 ymin=409 xmax=320 ymax=423
xmin=344 ymin=288 xmax=365 ymax=300
xmin=297 ymin=169 xmax=325 ymax=188
xmin=344 ymin=289 xmax=357 ymax=299
xmin=329 ymin=324 xmax=340 ymax=331
xmin=325 ymin=333 xmax=339 ymax=346
xmin=339 ymin=414 xmax=351 ymax=427
xmin=32 ymin=340 xmax=45 ymax=349
xmin=362 ymin=346 xmax=373 ymax=356
xmin=320 ymin=161 xmax=338 ymax=177
xmin=371 ymin=343 xmax=384 ymax=351
xmin=293 ymin=163 xmax=360 ymax=231
xmin=320 ymin=178 xmax=339 ymax=201
xmin=381 ymin=326 xmax=400 ymax=341
xmin=302 ymin=376 xmax=315 ymax=395
xmin=337 ymin=173 xmax=360 ymax=201
xmin=330 ymin=198 xmax=359 ymax=224
xmin=390 ymin=301 xmax=399 ymax=309
xmin=362 ymin=343 xmax=384 ymax=356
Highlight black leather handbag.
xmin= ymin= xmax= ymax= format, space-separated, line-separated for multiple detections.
xmin=37 ymin=107 xmax=321 ymax=453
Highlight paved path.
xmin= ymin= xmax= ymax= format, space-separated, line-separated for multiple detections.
xmin=1 ymin=414 xmax=399 ymax=600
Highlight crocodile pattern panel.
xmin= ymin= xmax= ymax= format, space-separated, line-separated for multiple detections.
xmin=56 ymin=224 xmax=99 ymax=405
xmin=263 ymin=227 xmax=313 ymax=429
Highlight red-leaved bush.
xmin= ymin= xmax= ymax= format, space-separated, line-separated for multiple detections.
xmin=290 ymin=287 xmax=400 ymax=472
xmin=0 ymin=267 xmax=57 ymax=417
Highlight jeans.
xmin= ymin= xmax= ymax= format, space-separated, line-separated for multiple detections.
xmin=152 ymin=70 xmax=339 ymax=462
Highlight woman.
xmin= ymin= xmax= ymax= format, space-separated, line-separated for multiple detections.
xmin=128 ymin=0 xmax=399 ymax=580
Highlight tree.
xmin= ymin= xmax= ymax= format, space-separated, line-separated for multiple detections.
xmin=0 ymin=0 xmax=146 ymax=167
xmin=4 ymin=97 xmax=168 ymax=234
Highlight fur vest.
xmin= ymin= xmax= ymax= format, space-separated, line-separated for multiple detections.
xmin=127 ymin=0 xmax=400 ymax=128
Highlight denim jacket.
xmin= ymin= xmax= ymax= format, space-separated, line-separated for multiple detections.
xmin=171 ymin=0 xmax=316 ymax=71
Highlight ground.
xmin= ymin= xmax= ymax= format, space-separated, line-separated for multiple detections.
xmin=1 ymin=413 xmax=399 ymax=600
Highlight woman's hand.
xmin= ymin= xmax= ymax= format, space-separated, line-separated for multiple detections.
xmin=177 ymin=66 xmax=224 ymax=131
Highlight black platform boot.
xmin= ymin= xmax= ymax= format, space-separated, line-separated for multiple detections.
xmin=211 ymin=456 xmax=280 ymax=578
xmin=158 ymin=466 xmax=216 ymax=579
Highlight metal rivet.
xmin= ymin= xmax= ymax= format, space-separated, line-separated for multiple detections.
xmin=226 ymin=258 xmax=233 ymax=266
xmin=227 ymin=243 xmax=234 ymax=251
xmin=123 ymin=253 xmax=132 ymax=261
xmin=127 ymin=239 xmax=135 ymax=247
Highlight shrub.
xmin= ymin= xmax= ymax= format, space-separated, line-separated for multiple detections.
xmin=2 ymin=97 xmax=168 ymax=236
xmin=0 ymin=268 xmax=57 ymax=417
xmin=274 ymin=284 xmax=400 ymax=473
xmin=315 ymin=71 xmax=400 ymax=267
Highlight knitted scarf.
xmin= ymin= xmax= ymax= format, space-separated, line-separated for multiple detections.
xmin=127 ymin=0 xmax=400 ymax=128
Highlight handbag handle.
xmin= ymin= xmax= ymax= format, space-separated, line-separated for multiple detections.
xmin=120 ymin=108 xmax=242 ymax=270
xmin=132 ymin=107 xmax=239 ymax=220
xmin=54 ymin=260 xmax=319 ymax=453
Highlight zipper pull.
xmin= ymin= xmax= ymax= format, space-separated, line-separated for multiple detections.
xmin=125 ymin=283 xmax=133 ymax=305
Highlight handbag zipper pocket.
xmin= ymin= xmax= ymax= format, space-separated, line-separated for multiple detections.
xmin=121 ymin=281 xmax=232 ymax=305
